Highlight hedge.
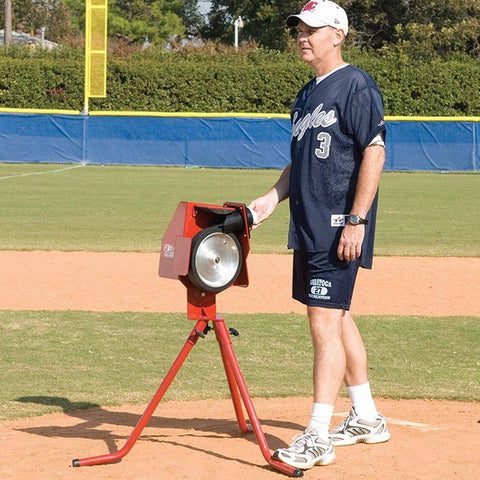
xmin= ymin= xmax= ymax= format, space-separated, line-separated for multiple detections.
xmin=0 ymin=47 xmax=479 ymax=115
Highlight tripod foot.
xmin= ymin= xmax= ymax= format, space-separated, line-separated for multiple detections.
xmin=72 ymin=459 xmax=80 ymax=467
xmin=267 ymin=456 xmax=304 ymax=477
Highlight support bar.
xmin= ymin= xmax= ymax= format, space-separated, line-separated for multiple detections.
xmin=213 ymin=318 xmax=303 ymax=478
xmin=72 ymin=319 xmax=208 ymax=467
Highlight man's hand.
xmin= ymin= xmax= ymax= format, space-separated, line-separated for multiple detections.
xmin=248 ymin=192 xmax=278 ymax=230
xmin=337 ymin=224 xmax=365 ymax=261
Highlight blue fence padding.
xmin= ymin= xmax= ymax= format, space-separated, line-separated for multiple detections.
xmin=0 ymin=113 xmax=84 ymax=163
xmin=0 ymin=113 xmax=479 ymax=170
xmin=86 ymin=116 xmax=291 ymax=168
xmin=386 ymin=121 xmax=479 ymax=171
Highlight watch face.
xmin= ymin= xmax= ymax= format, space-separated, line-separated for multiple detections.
xmin=349 ymin=215 xmax=360 ymax=225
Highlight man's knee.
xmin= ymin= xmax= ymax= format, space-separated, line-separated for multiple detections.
xmin=307 ymin=306 xmax=344 ymax=339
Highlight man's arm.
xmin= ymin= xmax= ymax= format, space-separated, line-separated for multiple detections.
xmin=249 ymin=163 xmax=291 ymax=227
xmin=337 ymin=145 xmax=385 ymax=261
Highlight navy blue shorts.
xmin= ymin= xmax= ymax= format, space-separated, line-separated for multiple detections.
xmin=292 ymin=250 xmax=360 ymax=310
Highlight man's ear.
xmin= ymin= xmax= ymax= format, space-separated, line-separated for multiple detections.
xmin=334 ymin=29 xmax=345 ymax=47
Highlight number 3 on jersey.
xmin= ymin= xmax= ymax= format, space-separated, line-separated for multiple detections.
xmin=315 ymin=132 xmax=331 ymax=159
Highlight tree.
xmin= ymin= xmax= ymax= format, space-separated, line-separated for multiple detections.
xmin=392 ymin=0 xmax=480 ymax=57
xmin=0 ymin=0 xmax=72 ymax=42
xmin=202 ymin=0 xmax=480 ymax=56
xmin=203 ymin=0 xmax=406 ymax=50
xmin=177 ymin=0 xmax=206 ymax=37
xmin=107 ymin=1 xmax=185 ymax=44
xmin=203 ymin=0 xmax=304 ymax=49
xmin=345 ymin=0 xmax=480 ymax=56
xmin=62 ymin=0 xmax=84 ymax=34
xmin=340 ymin=0 xmax=408 ymax=49
xmin=4 ymin=0 xmax=12 ymax=45
xmin=62 ymin=0 xmax=204 ymax=45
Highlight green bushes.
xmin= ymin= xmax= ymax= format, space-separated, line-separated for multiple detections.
xmin=0 ymin=47 xmax=83 ymax=109
xmin=348 ymin=52 xmax=480 ymax=116
xmin=0 ymin=47 xmax=479 ymax=115
xmin=92 ymin=57 xmax=310 ymax=112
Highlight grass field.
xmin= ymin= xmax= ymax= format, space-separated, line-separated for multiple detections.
xmin=0 ymin=163 xmax=479 ymax=255
xmin=1 ymin=163 xmax=479 ymax=423
xmin=1 ymin=311 xmax=479 ymax=421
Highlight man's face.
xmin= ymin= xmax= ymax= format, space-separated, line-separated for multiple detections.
xmin=295 ymin=20 xmax=340 ymax=67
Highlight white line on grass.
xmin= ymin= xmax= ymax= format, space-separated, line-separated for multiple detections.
xmin=333 ymin=411 xmax=447 ymax=432
xmin=0 ymin=163 xmax=85 ymax=181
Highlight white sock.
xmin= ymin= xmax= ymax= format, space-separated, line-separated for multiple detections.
xmin=307 ymin=403 xmax=334 ymax=439
xmin=347 ymin=382 xmax=378 ymax=421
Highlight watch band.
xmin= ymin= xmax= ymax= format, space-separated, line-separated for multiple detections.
xmin=347 ymin=214 xmax=368 ymax=225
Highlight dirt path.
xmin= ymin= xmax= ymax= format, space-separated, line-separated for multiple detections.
xmin=1 ymin=251 xmax=479 ymax=316
xmin=1 ymin=251 xmax=479 ymax=479
xmin=1 ymin=397 xmax=478 ymax=480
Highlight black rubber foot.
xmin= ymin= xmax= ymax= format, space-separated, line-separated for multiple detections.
xmin=72 ymin=459 xmax=80 ymax=467
xmin=293 ymin=469 xmax=304 ymax=478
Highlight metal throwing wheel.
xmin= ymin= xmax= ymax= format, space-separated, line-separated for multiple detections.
xmin=188 ymin=227 xmax=242 ymax=293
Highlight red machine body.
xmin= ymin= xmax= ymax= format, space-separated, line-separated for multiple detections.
xmin=159 ymin=201 xmax=251 ymax=320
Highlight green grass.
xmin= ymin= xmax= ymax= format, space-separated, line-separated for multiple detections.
xmin=1 ymin=165 xmax=478 ymax=423
xmin=1 ymin=310 xmax=479 ymax=421
xmin=0 ymin=164 xmax=478 ymax=255
xmin=0 ymin=164 xmax=290 ymax=253
xmin=377 ymin=172 xmax=479 ymax=256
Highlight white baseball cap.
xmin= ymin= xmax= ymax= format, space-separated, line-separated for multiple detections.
xmin=287 ymin=1 xmax=349 ymax=36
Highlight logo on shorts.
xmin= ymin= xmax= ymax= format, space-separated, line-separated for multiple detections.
xmin=309 ymin=278 xmax=331 ymax=300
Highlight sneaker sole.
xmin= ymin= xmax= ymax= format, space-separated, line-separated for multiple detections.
xmin=273 ymin=451 xmax=336 ymax=470
xmin=332 ymin=430 xmax=390 ymax=447
xmin=315 ymin=451 xmax=336 ymax=467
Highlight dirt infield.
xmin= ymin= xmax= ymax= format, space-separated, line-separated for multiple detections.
xmin=2 ymin=397 xmax=479 ymax=480
xmin=1 ymin=251 xmax=479 ymax=479
xmin=1 ymin=251 xmax=479 ymax=316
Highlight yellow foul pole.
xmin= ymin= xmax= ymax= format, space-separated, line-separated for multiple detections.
xmin=84 ymin=0 xmax=108 ymax=113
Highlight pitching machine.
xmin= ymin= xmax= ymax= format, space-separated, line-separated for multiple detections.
xmin=72 ymin=201 xmax=303 ymax=477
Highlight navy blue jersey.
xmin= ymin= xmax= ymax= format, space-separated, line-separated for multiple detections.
xmin=287 ymin=64 xmax=385 ymax=269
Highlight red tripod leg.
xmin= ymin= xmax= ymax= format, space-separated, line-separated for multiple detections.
xmin=213 ymin=318 xmax=303 ymax=478
xmin=213 ymin=323 xmax=250 ymax=433
xmin=72 ymin=318 xmax=209 ymax=467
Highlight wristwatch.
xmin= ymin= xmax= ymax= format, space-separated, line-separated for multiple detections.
xmin=347 ymin=214 xmax=368 ymax=225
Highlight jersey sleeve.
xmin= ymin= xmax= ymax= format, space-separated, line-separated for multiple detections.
xmin=347 ymin=86 xmax=386 ymax=151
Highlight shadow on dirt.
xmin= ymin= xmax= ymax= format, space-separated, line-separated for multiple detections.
xmin=15 ymin=395 xmax=304 ymax=470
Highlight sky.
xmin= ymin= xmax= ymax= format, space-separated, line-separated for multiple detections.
xmin=198 ymin=1 xmax=212 ymax=15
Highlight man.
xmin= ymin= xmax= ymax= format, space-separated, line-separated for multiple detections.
xmin=248 ymin=0 xmax=390 ymax=470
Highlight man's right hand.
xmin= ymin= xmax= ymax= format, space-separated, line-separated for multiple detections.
xmin=248 ymin=191 xmax=279 ymax=230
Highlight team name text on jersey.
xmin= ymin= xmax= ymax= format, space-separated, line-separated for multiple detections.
xmin=292 ymin=103 xmax=337 ymax=141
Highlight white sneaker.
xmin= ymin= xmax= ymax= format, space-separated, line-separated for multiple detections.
xmin=272 ymin=428 xmax=335 ymax=470
xmin=330 ymin=407 xmax=390 ymax=446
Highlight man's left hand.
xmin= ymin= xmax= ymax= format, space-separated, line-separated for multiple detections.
xmin=337 ymin=224 xmax=365 ymax=262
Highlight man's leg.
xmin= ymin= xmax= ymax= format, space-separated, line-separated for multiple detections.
xmin=273 ymin=305 xmax=341 ymax=469
xmin=341 ymin=311 xmax=369 ymax=386
xmin=342 ymin=311 xmax=377 ymax=419
xmin=329 ymin=311 xmax=390 ymax=446
xmin=274 ymin=250 xmax=356 ymax=469
xmin=308 ymin=306 xmax=346 ymax=405
xmin=306 ymin=306 xmax=346 ymax=437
